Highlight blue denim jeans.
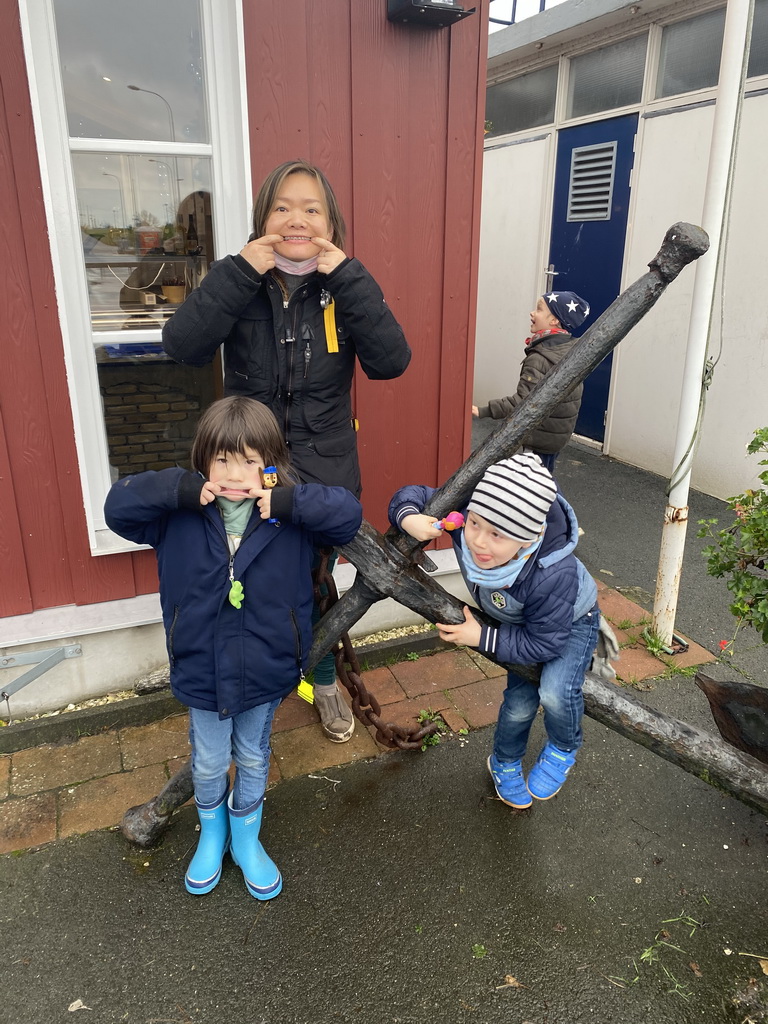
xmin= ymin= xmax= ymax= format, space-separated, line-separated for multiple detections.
xmin=189 ymin=700 xmax=280 ymax=810
xmin=493 ymin=605 xmax=600 ymax=762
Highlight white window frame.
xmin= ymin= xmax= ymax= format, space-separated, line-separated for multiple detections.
xmin=19 ymin=0 xmax=251 ymax=555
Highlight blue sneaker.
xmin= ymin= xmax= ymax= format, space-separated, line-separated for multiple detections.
xmin=527 ymin=743 xmax=576 ymax=800
xmin=487 ymin=754 xmax=532 ymax=809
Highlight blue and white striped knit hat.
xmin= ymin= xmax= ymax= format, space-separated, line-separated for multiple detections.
xmin=467 ymin=452 xmax=557 ymax=542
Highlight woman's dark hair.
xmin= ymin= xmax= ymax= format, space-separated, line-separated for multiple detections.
xmin=250 ymin=160 xmax=346 ymax=250
xmin=191 ymin=397 xmax=298 ymax=485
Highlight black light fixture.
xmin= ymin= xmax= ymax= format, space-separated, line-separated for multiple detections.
xmin=387 ymin=0 xmax=475 ymax=27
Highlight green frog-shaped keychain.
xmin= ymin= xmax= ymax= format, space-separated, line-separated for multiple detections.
xmin=228 ymin=579 xmax=244 ymax=609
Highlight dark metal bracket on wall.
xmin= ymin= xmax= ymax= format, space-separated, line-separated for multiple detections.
xmin=387 ymin=0 xmax=476 ymax=27
xmin=1 ymin=645 xmax=83 ymax=722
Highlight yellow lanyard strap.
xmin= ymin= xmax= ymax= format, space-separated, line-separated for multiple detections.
xmin=323 ymin=299 xmax=339 ymax=353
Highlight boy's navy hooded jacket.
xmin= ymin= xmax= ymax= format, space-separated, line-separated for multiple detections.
xmin=389 ymin=486 xmax=597 ymax=667
xmin=105 ymin=468 xmax=362 ymax=718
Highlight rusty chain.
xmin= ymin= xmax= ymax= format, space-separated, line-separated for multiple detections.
xmin=312 ymin=549 xmax=440 ymax=750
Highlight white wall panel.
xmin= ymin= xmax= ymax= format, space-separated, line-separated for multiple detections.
xmin=474 ymin=135 xmax=552 ymax=409
xmin=608 ymin=95 xmax=768 ymax=498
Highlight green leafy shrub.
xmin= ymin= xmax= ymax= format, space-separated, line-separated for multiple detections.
xmin=698 ymin=427 xmax=768 ymax=646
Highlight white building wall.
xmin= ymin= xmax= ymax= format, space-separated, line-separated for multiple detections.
xmin=474 ymin=133 xmax=553 ymax=407
xmin=480 ymin=0 xmax=768 ymax=502
xmin=607 ymin=92 xmax=768 ymax=499
xmin=475 ymin=99 xmax=768 ymax=501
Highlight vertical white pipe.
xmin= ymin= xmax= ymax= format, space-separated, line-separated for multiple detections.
xmin=652 ymin=0 xmax=754 ymax=644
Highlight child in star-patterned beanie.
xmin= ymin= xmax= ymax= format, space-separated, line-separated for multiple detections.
xmin=541 ymin=290 xmax=589 ymax=332
xmin=472 ymin=290 xmax=591 ymax=472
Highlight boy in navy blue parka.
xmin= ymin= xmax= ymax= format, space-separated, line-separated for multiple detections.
xmin=389 ymin=451 xmax=599 ymax=809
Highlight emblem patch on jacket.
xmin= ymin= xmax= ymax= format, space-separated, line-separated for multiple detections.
xmin=491 ymin=591 xmax=506 ymax=610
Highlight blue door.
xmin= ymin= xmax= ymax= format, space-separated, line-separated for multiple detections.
xmin=548 ymin=114 xmax=637 ymax=442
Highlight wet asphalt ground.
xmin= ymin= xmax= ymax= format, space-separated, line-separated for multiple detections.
xmin=4 ymin=438 xmax=767 ymax=1024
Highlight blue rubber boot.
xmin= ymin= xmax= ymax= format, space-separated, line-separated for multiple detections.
xmin=228 ymin=792 xmax=283 ymax=900
xmin=184 ymin=789 xmax=230 ymax=895
xmin=527 ymin=742 xmax=577 ymax=800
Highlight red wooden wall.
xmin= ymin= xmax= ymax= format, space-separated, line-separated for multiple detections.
xmin=0 ymin=0 xmax=488 ymax=619
xmin=0 ymin=1 xmax=156 ymax=619
xmin=243 ymin=0 xmax=488 ymax=526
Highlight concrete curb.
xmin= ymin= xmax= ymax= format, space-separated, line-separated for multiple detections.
xmin=0 ymin=630 xmax=451 ymax=755
xmin=0 ymin=691 xmax=186 ymax=755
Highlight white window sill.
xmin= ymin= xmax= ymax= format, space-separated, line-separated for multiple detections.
xmin=91 ymin=529 xmax=151 ymax=557
xmin=0 ymin=593 xmax=163 ymax=649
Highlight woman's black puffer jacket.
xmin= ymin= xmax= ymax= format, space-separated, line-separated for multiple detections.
xmin=162 ymin=254 xmax=411 ymax=497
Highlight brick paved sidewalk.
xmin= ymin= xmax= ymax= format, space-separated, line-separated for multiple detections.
xmin=0 ymin=581 xmax=715 ymax=855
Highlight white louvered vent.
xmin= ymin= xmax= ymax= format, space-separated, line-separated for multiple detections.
xmin=567 ymin=142 xmax=617 ymax=222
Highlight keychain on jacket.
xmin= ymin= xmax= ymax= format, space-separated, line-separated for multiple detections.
xmin=297 ymin=670 xmax=314 ymax=705
xmin=227 ymin=467 xmax=279 ymax=609
xmin=320 ymin=289 xmax=339 ymax=354
xmin=228 ymin=551 xmax=244 ymax=609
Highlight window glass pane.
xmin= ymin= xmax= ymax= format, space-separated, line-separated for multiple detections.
xmin=96 ymin=344 xmax=220 ymax=482
xmin=656 ymin=9 xmax=725 ymax=99
xmin=53 ymin=0 xmax=208 ymax=143
xmin=76 ymin=153 xmax=213 ymax=331
xmin=567 ymin=34 xmax=647 ymax=118
xmin=485 ymin=65 xmax=558 ymax=137
xmin=748 ymin=0 xmax=768 ymax=78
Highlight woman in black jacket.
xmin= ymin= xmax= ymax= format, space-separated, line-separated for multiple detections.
xmin=163 ymin=159 xmax=411 ymax=743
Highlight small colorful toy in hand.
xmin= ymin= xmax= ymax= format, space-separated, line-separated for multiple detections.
xmin=435 ymin=511 xmax=465 ymax=532
xmin=260 ymin=465 xmax=279 ymax=525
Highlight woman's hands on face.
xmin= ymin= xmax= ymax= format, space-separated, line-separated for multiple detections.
xmin=239 ymin=234 xmax=345 ymax=275
xmin=312 ymin=237 xmax=347 ymax=274
xmin=239 ymin=234 xmax=284 ymax=274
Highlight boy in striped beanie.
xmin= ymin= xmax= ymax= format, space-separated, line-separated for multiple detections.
xmin=389 ymin=451 xmax=600 ymax=808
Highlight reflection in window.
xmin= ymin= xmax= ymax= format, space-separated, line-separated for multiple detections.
xmin=96 ymin=343 xmax=220 ymax=482
xmin=76 ymin=152 xmax=213 ymax=330
xmin=748 ymin=0 xmax=768 ymax=79
xmin=50 ymin=0 xmax=223 ymax=517
xmin=567 ymin=34 xmax=647 ymax=119
xmin=656 ymin=9 xmax=725 ymax=99
xmin=53 ymin=0 xmax=208 ymax=143
xmin=485 ymin=65 xmax=558 ymax=138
